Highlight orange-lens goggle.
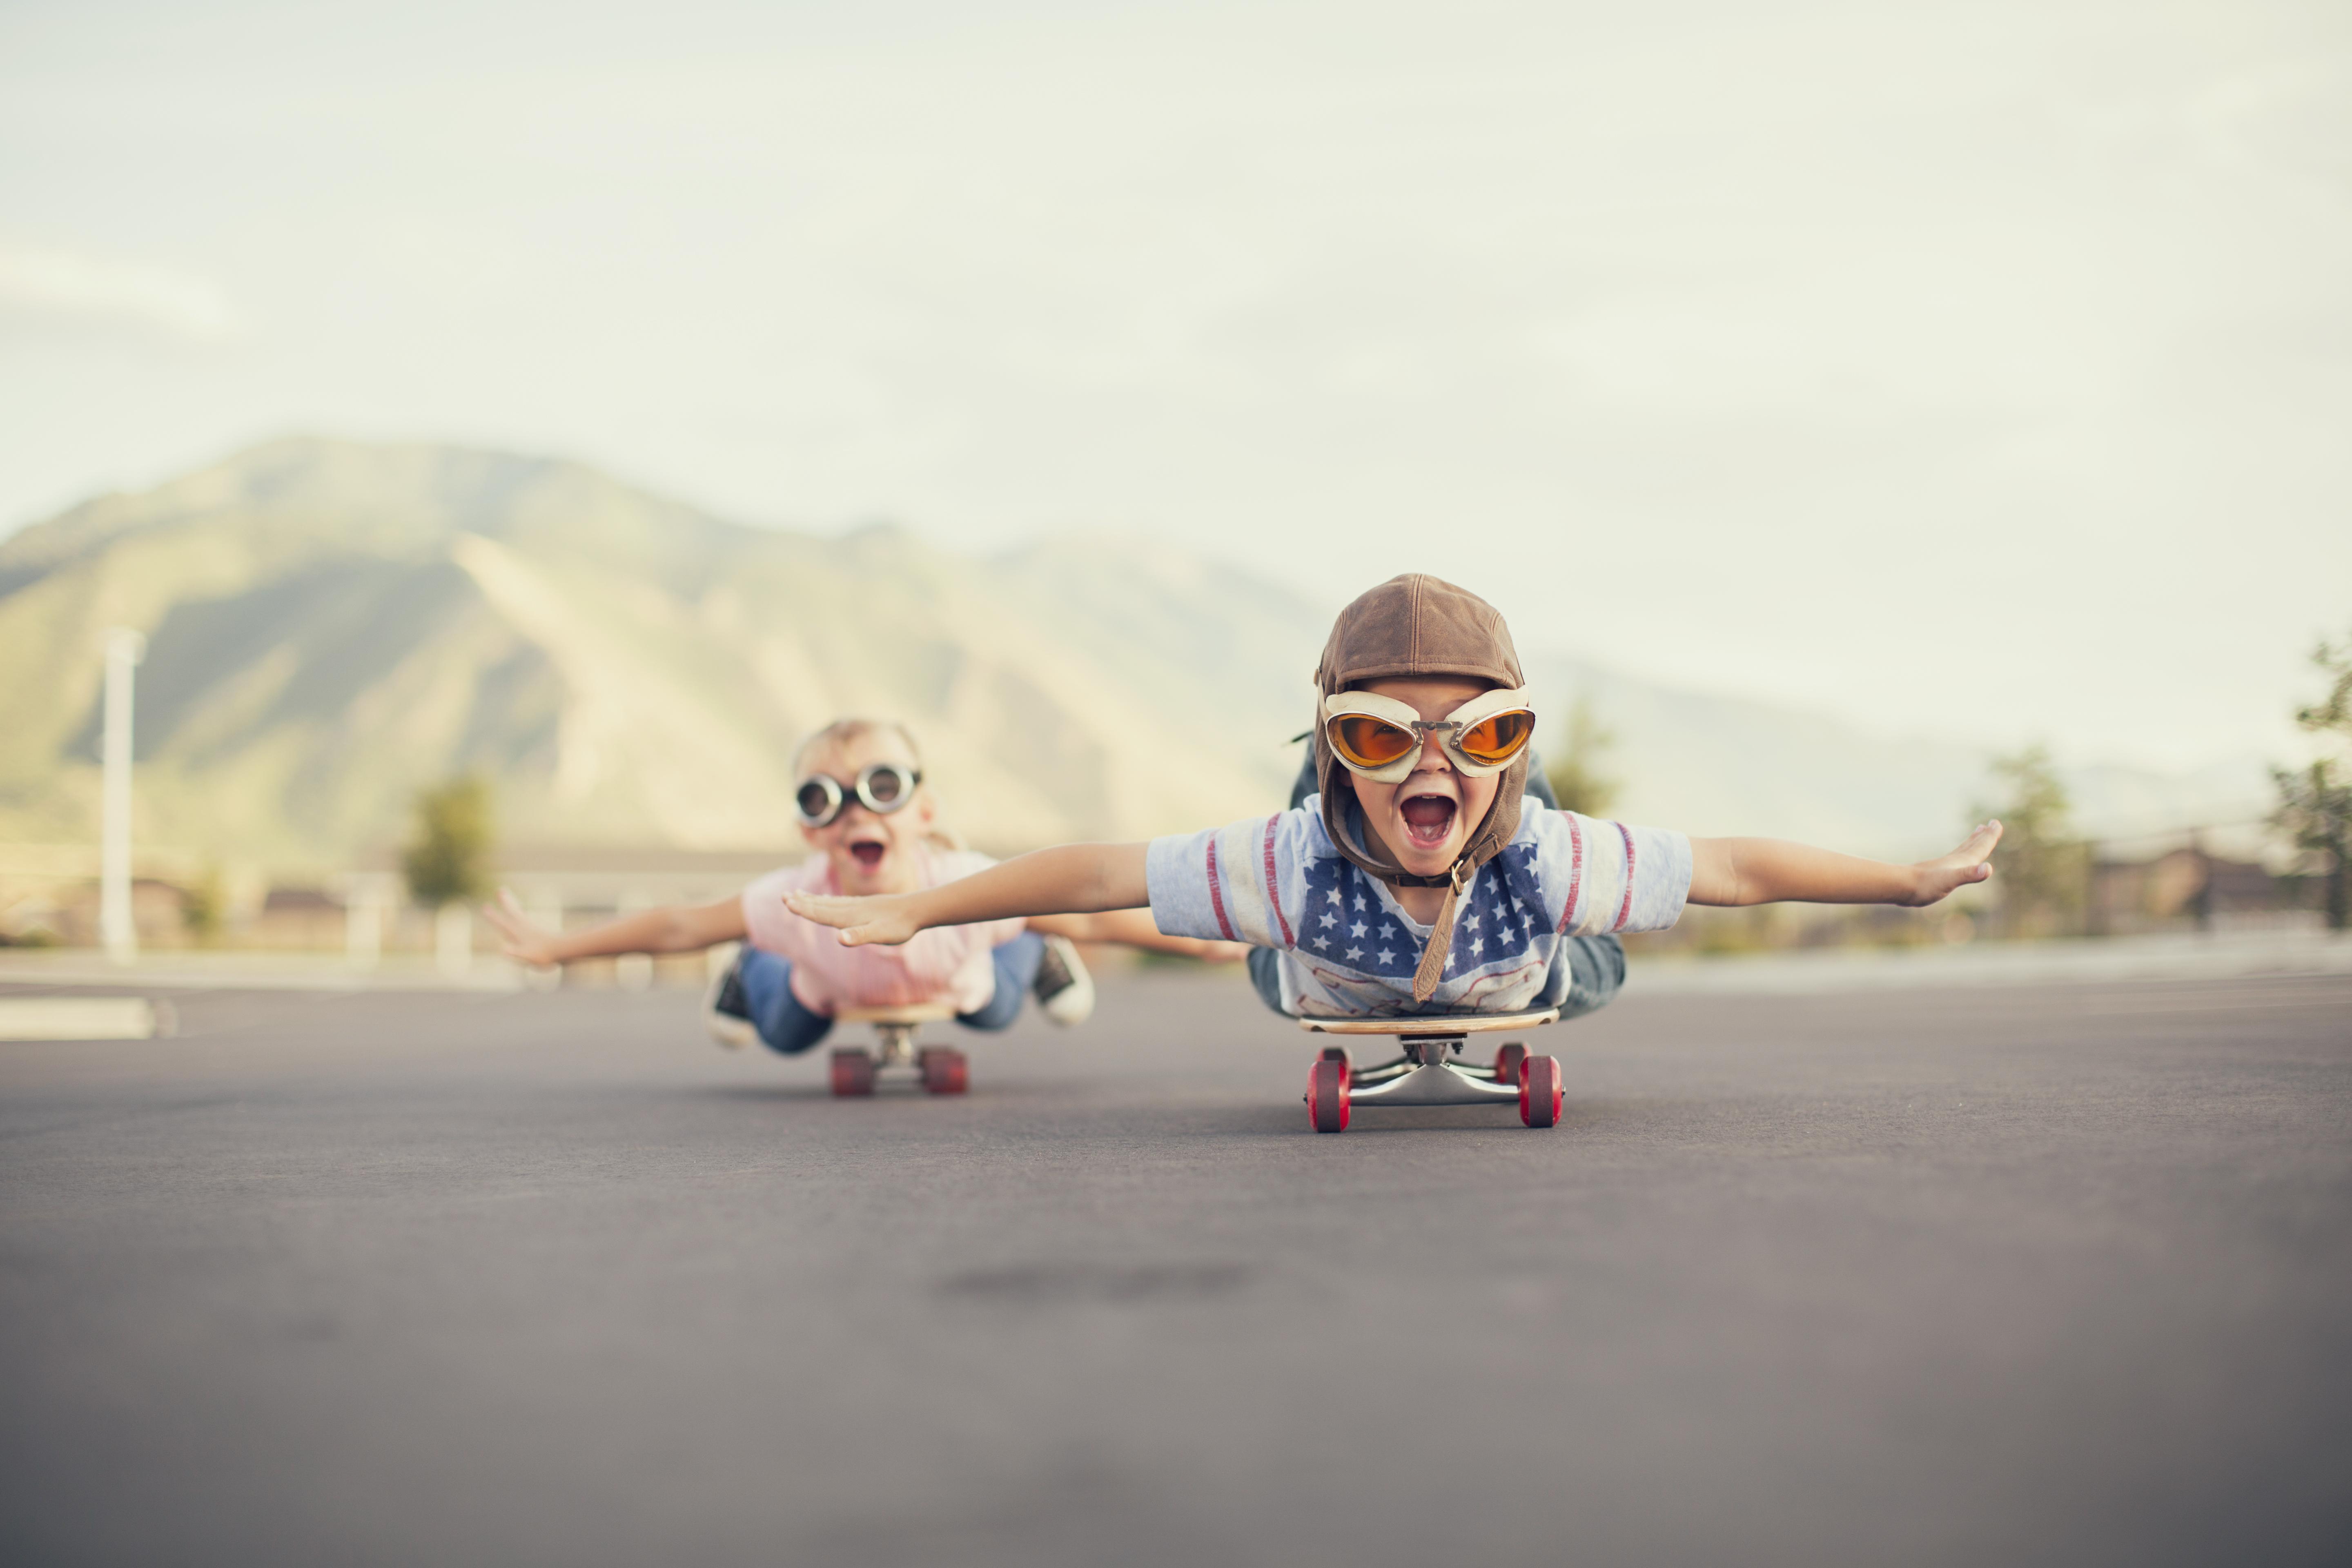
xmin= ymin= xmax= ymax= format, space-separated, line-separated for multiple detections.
xmin=1321 ymin=688 xmax=1537 ymax=783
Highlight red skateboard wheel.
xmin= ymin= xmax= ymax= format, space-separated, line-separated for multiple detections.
xmin=1306 ymin=1057 xmax=1350 ymax=1133
xmin=1519 ymin=1054 xmax=1562 ymax=1128
xmin=829 ymin=1047 xmax=876 ymax=1098
xmin=1492 ymin=1042 xmax=1527 ymax=1086
xmin=918 ymin=1046 xmax=968 ymax=1096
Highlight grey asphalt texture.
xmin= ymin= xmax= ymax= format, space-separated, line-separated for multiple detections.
xmin=3 ymin=966 xmax=2348 ymax=1568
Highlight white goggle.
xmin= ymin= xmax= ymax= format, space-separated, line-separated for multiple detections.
xmin=1321 ymin=686 xmax=1537 ymax=785
xmin=794 ymin=763 xmax=922 ymax=828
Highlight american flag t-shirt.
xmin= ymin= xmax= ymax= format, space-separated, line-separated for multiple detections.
xmin=1145 ymin=797 xmax=1690 ymax=1018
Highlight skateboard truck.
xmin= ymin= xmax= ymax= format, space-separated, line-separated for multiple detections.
xmin=1297 ymin=1008 xmax=1564 ymax=1133
xmin=828 ymin=1004 xmax=967 ymax=1097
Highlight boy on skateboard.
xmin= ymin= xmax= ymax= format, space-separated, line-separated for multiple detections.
xmin=484 ymin=717 xmax=1236 ymax=1055
xmin=781 ymin=577 xmax=2000 ymax=1023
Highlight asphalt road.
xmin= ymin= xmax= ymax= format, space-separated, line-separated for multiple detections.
xmin=3 ymin=966 xmax=2348 ymax=1567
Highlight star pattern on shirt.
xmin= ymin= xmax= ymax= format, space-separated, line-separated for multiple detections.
xmin=1434 ymin=851 xmax=1556 ymax=973
xmin=1290 ymin=841 xmax=1561 ymax=989
xmin=1298 ymin=856 xmax=1420 ymax=979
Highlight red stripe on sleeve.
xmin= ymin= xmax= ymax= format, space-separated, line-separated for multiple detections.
xmin=1261 ymin=816 xmax=1296 ymax=947
xmin=1556 ymin=811 xmax=1585 ymax=933
xmin=1612 ymin=822 xmax=1637 ymax=932
xmin=1204 ymin=834 xmax=1238 ymax=942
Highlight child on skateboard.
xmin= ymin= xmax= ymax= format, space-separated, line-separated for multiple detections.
xmin=781 ymin=577 xmax=2001 ymax=1023
xmin=483 ymin=717 xmax=1236 ymax=1054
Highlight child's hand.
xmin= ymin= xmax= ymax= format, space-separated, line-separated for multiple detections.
xmin=785 ymin=889 xmax=923 ymax=947
xmin=482 ymin=887 xmax=561 ymax=967
xmin=1903 ymin=822 xmax=2003 ymax=906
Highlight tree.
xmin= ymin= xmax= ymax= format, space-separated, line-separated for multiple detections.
xmin=401 ymin=775 xmax=494 ymax=909
xmin=2272 ymin=632 xmax=2352 ymax=930
xmin=1972 ymin=744 xmax=2087 ymax=938
xmin=180 ymin=864 xmax=226 ymax=944
xmin=1544 ymin=698 xmax=1620 ymax=817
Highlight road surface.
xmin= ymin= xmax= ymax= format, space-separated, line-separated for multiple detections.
xmin=3 ymin=967 xmax=2347 ymax=1565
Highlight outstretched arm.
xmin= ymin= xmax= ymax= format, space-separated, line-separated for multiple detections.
xmin=481 ymin=888 xmax=748 ymax=967
xmin=1029 ymin=907 xmax=1245 ymax=962
xmin=786 ymin=842 xmax=1150 ymax=947
xmin=1687 ymin=822 xmax=2001 ymax=908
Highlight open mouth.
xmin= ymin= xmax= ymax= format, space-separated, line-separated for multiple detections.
xmin=847 ymin=837 xmax=887 ymax=872
xmin=1399 ymin=793 xmax=1458 ymax=849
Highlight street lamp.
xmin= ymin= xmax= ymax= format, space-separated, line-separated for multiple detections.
xmin=100 ymin=628 xmax=147 ymax=965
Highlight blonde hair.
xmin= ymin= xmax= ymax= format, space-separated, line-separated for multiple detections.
xmin=791 ymin=716 xmax=923 ymax=777
xmin=790 ymin=717 xmax=963 ymax=851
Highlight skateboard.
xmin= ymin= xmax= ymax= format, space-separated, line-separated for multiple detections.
xmin=1297 ymin=1007 xmax=1563 ymax=1133
xmin=827 ymin=1004 xmax=968 ymax=1097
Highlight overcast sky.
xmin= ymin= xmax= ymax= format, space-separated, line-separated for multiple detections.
xmin=3 ymin=0 xmax=2346 ymax=771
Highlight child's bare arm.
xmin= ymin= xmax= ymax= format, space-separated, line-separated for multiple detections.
xmin=786 ymin=843 xmax=1149 ymax=947
xmin=1029 ymin=908 xmax=1246 ymax=962
xmin=1687 ymin=822 xmax=2001 ymax=908
xmin=482 ymin=888 xmax=748 ymax=968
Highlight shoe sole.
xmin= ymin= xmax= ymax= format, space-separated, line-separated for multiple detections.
xmin=1036 ymin=935 xmax=1096 ymax=1026
xmin=702 ymin=949 xmax=757 ymax=1049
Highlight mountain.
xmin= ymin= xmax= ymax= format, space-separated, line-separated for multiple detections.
xmin=1521 ymin=658 xmax=2270 ymax=859
xmin=0 ymin=438 xmax=1318 ymax=871
xmin=0 ymin=437 xmax=2267 ymax=876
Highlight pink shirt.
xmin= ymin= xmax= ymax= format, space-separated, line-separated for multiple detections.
xmin=740 ymin=848 xmax=1027 ymax=1017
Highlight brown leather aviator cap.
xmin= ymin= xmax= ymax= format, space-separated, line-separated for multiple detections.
xmin=1311 ymin=574 xmax=1532 ymax=999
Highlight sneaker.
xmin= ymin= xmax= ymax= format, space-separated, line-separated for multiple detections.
xmin=1032 ymin=933 xmax=1096 ymax=1027
xmin=702 ymin=949 xmax=758 ymax=1050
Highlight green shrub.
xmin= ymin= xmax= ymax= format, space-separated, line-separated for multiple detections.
xmin=401 ymin=775 xmax=494 ymax=910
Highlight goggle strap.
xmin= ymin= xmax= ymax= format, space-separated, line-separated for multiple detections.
xmin=1410 ymin=862 xmax=1474 ymax=1002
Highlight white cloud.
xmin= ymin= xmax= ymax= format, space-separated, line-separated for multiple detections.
xmin=0 ymin=241 xmax=241 ymax=345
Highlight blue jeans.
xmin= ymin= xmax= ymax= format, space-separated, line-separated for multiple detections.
xmin=1248 ymin=745 xmax=1625 ymax=1018
xmin=734 ymin=931 xmax=1045 ymax=1056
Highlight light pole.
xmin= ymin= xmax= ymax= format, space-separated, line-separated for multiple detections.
xmin=100 ymin=627 xmax=147 ymax=964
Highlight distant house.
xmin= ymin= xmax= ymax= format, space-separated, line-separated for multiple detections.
xmin=2089 ymin=846 xmax=2311 ymax=935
